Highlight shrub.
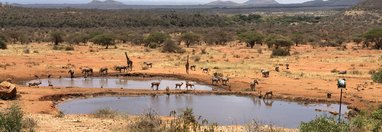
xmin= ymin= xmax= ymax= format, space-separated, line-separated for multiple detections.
xmin=126 ymin=111 xmax=162 ymax=132
xmin=0 ymin=38 xmax=7 ymax=49
xmin=191 ymin=56 xmax=201 ymax=62
xmin=271 ymin=48 xmax=290 ymax=57
xmin=162 ymin=40 xmax=185 ymax=53
xmin=331 ymin=69 xmax=339 ymax=73
xmin=299 ymin=117 xmax=348 ymax=132
xmin=92 ymin=109 xmax=118 ymax=118
xmin=201 ymin=48 xmax=208 ymax=54
xmin=22 ymin=118 xmax=37 ymax=132
xmin=0 ymin=104 xmax=24 ymax=132
xmin=64 ymin=46 xmax=75 ymax=51
xmin=372 ymin=69 xmax=382 ymax=83
xmin=90 ymin=34 xmax=115 ymax=49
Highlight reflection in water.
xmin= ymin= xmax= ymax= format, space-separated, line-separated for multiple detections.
xmin=263 ymin=99 xmax=274 ymax=108
xmin=26 ymin=77 xmax=213 ymax=90
xmin=58 ymin=94 xmax=348 ymax=128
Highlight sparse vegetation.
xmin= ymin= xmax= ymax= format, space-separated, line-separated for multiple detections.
xmin=162 ymin=39 xmax=185 ymax=53
xmin=0 ymin=103 xmax=36 ymax=132
xmin=300 ymin=105 xmax=382 ymax=132
xmin=0 ymin=38 xmax=7 ymax=49
xmin=92 ymin=108 xmax=119 ymax=118
xmin=372 ymin=69 xmax=382 ymax=83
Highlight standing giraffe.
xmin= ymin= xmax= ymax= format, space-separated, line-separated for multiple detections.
xmin=125 ymin=52 xmax=133 ymax=71
xmin=185 ymin=55 xmax=190 ymax=74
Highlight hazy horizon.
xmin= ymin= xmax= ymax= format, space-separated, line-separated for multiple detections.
xmin=0 ymin=0 xmax=314 ymax=5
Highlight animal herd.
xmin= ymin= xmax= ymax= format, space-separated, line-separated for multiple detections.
xmin=151 ymin=81 xmax=195 ymax=91
xmin=26 ymin=58 xmax=295 ymax=100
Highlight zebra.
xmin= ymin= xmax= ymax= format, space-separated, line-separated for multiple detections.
xmin=99 ymin=67 xmax=108 ymax=76
xmin=261 ymin=69 xmax=270 ymax=78
xmin=211 ymin=76 xmax=220 ymax=85
xmin=220 ymin=77 xmax=229 ymax=85
xmin=81 ymin=67 xmax=93 ymax=77
xmin=114 ymin=65 xmax=128 ymax=73
xmin=250 ymin=80 xmax=259 ymax=91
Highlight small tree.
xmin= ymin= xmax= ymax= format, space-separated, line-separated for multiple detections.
xmin=266 ymin=35 xmax=293 ymax=49
xmin=0 ymin=38 xmax=6 ymax=49
xmin=238 ymin=31 xmax=264 ymax=48
xmin=144 ymin=32 xmax=170 ymax=47
xmin=266 ymin=35 xmax=293 ymax=57
xmin=91 ymin=34 xmax=115 ymax=49
xmin=67 ymin=33 xmax=89 ymax=45
xmin=203 ymin=31 xmax=233 ymax=45
xmin=291 ymin=32 xmax=305 ymax=46
xmin=180 ymin=32 xmax=200 ymax=48
xmin=50 ymin=32 xmax=64 ymax=45
xmin=364 ymin=28 xmax=382 ymax=49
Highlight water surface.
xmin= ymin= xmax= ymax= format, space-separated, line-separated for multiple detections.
xmin=57 ymin=94 xmax=348 ymax=128
xmin=26 ymin=77 xmax=213 ymax=90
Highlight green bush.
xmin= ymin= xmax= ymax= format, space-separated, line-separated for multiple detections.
xmin=0 ymin=39 xmax=7 ymax=49
xmin=271 ymin=48 xmax=290 ymax=57
xmin=372 ymin=69 xmax=382 ymax=83
xmin=299 ymin=117 xmax=348 ymax=132
xmin=0 ymin=104 xmax=24 ymax=132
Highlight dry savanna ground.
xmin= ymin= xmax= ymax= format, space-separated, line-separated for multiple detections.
xmin=0 ymin=42 xmax=381 ymax=131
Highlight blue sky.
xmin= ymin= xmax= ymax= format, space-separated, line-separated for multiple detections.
xmin=0 ymin=0 xmax=314 ymax=4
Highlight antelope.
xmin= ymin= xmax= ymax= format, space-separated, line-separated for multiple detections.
xmin=250 ymin=80 xmax=259 ymax=91
xmin=190 ymin=65 xmax=196 ymax=71
xmin=151 ymin=82 xmax=160 ymax=90
xmin=175 ymin=82 xmax=183 ymax=89
xmin=99 ymin=67 xmax=108 ymax=76
xmin=28 ymin=75 xmax=42 ymax=87
xmin=185 ymin=82 xmax=195 ymax=90
xmin=261 ymin=69 xmax=270 ymax=78
xmin=220 ymin=77 xmax=229 ymax=85
xmin=327 ymin=92 xmax=332 ymax=98
xmin=68 ymin=69 xmax=75 ymax=78
xmin=201 ymin=67 xmax=209 ymax=73
xmin=47 ymin=74 xmax=53 ymax=87
xmin=143 ymin=62 xmax=153 ymax=68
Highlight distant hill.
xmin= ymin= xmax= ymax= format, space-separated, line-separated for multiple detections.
xmin=243 ymin=0 xmax=279 ymax=5
xmin=302 ymin=0 xmax=361 ymax=6
xmin=206 ymin=0 xmax=239 ymax=6
xmin=88 ymin=0 xmax=125 ymax=5
xmin=354 ymin=0 xmax=382 ymax=10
